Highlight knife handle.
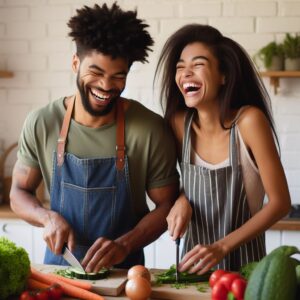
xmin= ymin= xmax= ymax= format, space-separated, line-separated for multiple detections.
xmin=175 ymin=238 xmax=180 ymax=246
xmin=61 ymin=242 xmax=67 ymax=254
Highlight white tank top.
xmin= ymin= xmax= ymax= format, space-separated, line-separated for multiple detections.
xmin=191 ymin=125 xmax=265 ymax=216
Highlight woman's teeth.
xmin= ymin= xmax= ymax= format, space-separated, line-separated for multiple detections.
xmin=183 ymin=83 xmax=201 ymax=93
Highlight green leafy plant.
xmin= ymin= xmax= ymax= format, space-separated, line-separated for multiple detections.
xmin=256 ymin=41 xmax=284 ymax=69
xmin=282 ymin=33 xmax=300 ymax=59
xmin=0 ymin=237 xmax=30 ymax=298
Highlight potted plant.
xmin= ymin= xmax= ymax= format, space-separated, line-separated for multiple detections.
xmin=282 ymin=33 xmax=300 ymax=71
xmin=256 ymin=41 xmax=284 ymax=71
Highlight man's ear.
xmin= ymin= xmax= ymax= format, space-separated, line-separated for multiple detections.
xmin=72 ymin=54 xmax=80 ymax=73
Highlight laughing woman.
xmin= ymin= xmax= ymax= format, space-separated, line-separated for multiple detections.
xmin=155 ymin=24 xmax=291 ymax=273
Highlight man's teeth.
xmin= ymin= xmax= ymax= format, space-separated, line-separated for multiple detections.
xmin=91 ymin=89 xmax=109 ymax=101
xmin=183 ymin=83 xmax=201 ymax=93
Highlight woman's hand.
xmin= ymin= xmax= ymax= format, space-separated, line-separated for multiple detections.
xmin=179 ymin=241 xmax=229 ymax=275
xmin=166 ymin=193 xmax=192 ymax=240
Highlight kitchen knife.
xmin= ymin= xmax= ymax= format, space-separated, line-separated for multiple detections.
xmin=62 ymin=244 xmax=85 ymax=272
xmin=175 ymin=238 xmax=180 ymax=282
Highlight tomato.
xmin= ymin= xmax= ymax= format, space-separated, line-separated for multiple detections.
xmin=218 ymin=273 xmax=241 ymax=291
xmin=231 ymin=278 xmax=247 ymax=299
xmin=48 ymin=284 xmax=63 ymax=300
xmin=35 ymin=289 xmax=51 ymax=300
xmin=125 ymin=277 xmax=152 ymax=300
xmin=127 ymin=265 xmax=151 ymax=282
xmin=211 ymin=281 xmax=228 ymax=300
xmin=19 ymin=290 xmax=37 ymax=300
xmin=209 ymin=269 xmax=229 ymax=287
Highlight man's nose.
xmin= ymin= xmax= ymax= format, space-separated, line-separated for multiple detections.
xmin=99 ymin=77 xmax=113 ymax=91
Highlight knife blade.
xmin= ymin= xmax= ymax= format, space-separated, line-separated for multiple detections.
xmin=62 ymin=244 xmax=85 ymax=272
xmin=175 ymin=238 xmax=180 ymax=282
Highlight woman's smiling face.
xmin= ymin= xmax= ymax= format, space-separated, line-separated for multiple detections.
xmin=175 ymin=42 xmax=224 ymax=109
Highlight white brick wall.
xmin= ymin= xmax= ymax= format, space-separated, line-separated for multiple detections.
xmin=0 ymin=0 xmax=300 ymax=204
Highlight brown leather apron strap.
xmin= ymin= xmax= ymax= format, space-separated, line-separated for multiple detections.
xmin=116 ymin=100 xmax=125 ymax=171
xmin=57 ymin=96 xmax=125 ymax=169
xmin=57 ymin=96 xmax=75 ymax=167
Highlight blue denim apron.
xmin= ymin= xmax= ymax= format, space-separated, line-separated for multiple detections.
xmin=44 ymin=97 xmax=144 ymax=268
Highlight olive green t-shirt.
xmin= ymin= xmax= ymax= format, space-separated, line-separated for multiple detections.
xmin=17 ymin=97 xmax=179 ymax=216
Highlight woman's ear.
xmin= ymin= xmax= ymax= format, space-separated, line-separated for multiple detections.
xmin=72 ymin=54 xmax=80 ymax=73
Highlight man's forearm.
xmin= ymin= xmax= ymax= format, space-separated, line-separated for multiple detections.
xmin=10 ymin=188 xmax=52 ymax=228
xmin=115 ymin=201 xmax=173 ymax=254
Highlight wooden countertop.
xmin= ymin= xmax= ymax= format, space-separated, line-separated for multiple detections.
xmin=1 ymin=204 xmax=300 ymax=230
xmin=0 ymin=203 xmax=19 ymax=219
xmin=269 ymin=218 xmax=300 ymax=231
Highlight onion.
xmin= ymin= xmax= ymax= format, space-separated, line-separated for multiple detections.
xmin=125 ymin=276 xmax=152 ymax=300
xmin=127 ymin=265 xmax=151 ymax=282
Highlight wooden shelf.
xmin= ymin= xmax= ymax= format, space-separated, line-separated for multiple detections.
xmin=269 ymin=218 xmax=300 ymax=231
xmin=260 ymin=70 xmax=300 ymax=94
xmin=0 ymin=70 xmax=14 ymax=78
xmin=0 ymin=70 xmax=13 ymax=78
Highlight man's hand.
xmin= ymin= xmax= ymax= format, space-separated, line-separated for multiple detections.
xmin=81 ymin=237 xmax=129 ymax=273
xmin=43 ymin=211 xmax=75 ymax=255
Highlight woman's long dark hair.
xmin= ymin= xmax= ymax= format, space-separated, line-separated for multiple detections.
xmin=154 ymin=24 xmax=279 ymax=147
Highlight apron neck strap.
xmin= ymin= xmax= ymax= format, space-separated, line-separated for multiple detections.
xmin=182 ymin=109 xmax=195 ymax=163
xmin=116 ymin=99 xmax=125 ymax=171
xmin=57 ymin=96 xmax=75 ymax=167
xmin=56 ymin=97 xmax=126 ymax=170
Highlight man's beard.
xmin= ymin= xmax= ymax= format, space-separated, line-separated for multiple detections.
xmin=76 ymin=74 xmax=121 ymax=117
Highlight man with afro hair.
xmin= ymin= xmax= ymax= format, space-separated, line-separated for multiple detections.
xmin=10 ymin=2 xmax=179 ymax=271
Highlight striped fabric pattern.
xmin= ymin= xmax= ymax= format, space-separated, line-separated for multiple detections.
xmin=181 ymin=110 xmax=265 ymax=271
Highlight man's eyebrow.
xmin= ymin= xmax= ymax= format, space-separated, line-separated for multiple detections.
xmin=89 ymin=64 xmax=128 ymax=75
xmin=89 ymin=64 xmax=104 ymax=72
xmin=177 ymin=55 xmax=209 ymax=63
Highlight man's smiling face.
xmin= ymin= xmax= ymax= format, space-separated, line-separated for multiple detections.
xmin=73 ymin=51 xmax=129 ymax=116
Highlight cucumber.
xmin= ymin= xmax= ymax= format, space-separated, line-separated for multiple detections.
xmin=244 ymin=245 xmax=299 ymax=300
xmin=55 ymin=267 xmax=109 ymax=280
xmin=68 ymin=267 xmax=110 ymax=280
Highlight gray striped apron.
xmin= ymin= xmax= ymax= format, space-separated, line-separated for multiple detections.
xmin=181 ymin=110 xmax=266 ymax=271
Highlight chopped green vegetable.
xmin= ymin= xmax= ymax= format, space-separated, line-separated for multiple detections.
xmin=195 ymin=282 xmax=209 ymax=292
xmin=0 ymin=237 xmax=30 ymax=298
xmin=55 ymin=267 xmax=109 ymax=280
xmin=154 ymin=265 xmax=212 ymax=284
xmin=170 ymin=282 xmax=189 ymax=289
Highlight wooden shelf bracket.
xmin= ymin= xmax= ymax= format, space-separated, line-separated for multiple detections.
xmin=260 ymin=71 xmax=300 ymax=95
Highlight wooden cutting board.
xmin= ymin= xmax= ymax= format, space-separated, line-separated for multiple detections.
xmin=150 ymin=269 xmax=211 ymax=300
xmin=33 ymin=264 xmax=127 ymax=296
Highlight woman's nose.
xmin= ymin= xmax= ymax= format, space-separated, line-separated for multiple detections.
xmin=182 ymin=67 xmax=193 ymax=77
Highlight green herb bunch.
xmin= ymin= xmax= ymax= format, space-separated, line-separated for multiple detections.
xmin=257 ymin=41 xmax=284 ymax=69
xmin=282 ymin=33 xmax=300 ymax=59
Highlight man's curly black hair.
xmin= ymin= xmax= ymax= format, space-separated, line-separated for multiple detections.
xmin=67 ymin=2 xmax=153 ymax=65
